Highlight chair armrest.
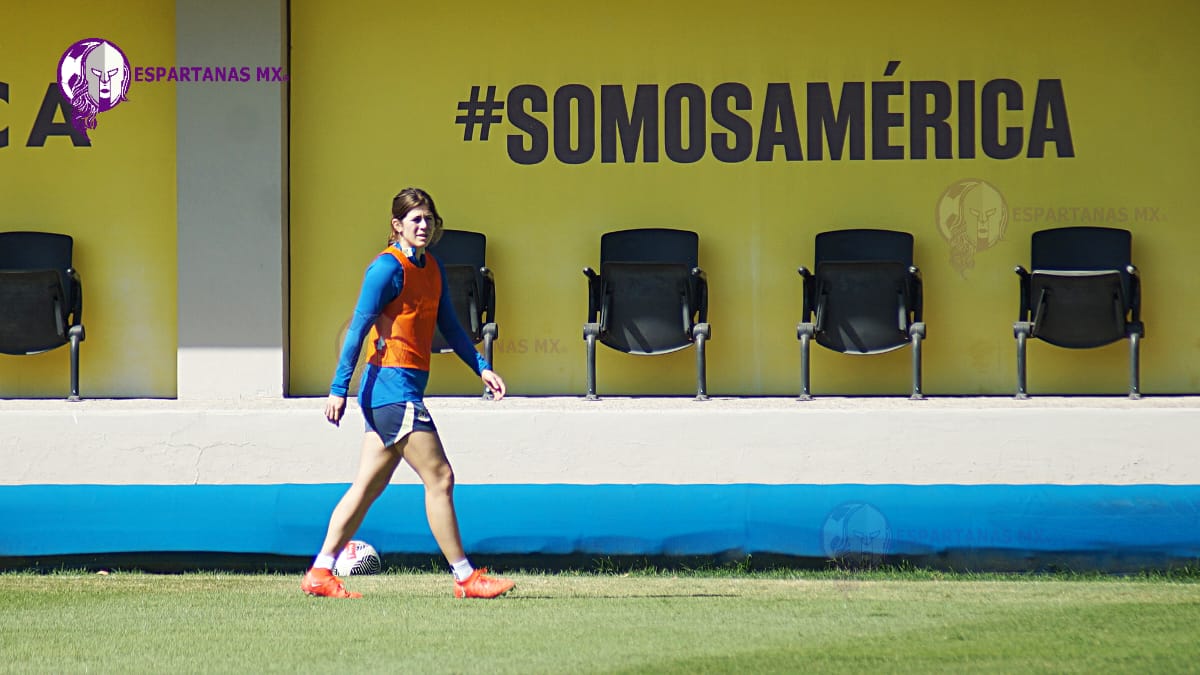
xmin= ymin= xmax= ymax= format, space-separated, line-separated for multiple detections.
xmin=1014 ymin=265 xmax=1031 ymax=320
xmin=67 ymin=267 xmax=83 ymax=325
xmin=583 ymin=267 xmax=600 ymax=321
xmin=908 ymin=266 xmax=923 ymax=323
xmin=797 ymin=266 xmax=814 ymax=322
xmin=1127 ymin=264 xmax=1141 ymax=322
xmin=691 ymin=267 xmax=708 ymax=323
xmin=480 ymin=267 xmax=496 ymax=324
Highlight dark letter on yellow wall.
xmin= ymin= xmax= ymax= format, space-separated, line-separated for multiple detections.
xmin=757 ymin=83 xmax=803 ymax=161
xmin=981 ymin=79 xmax=1021 ymax=160
xmin=711 ymin=82 xmax=752 ymax=163
xmin=27 ymin=84 xmax=90 ymax=147
xmin=507 ymin=85 xmax=548 ymax=165
xmin=1028 ymin=79 xmax=1074 ymax=158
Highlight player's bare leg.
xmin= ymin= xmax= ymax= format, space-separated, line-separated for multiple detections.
xmin=398 ymin=431 xmax=465 ymax=560
xmin=302 ymin=432 xmax=401 ymax=599
xmin=320 ymin=432 xmax=403 ymax=556
xmin=400 ymin=431 xmax=514 ymax=598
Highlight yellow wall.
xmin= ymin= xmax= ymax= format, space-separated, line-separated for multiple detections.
xmin=290 ymin=0 xmax=1200 ymax=396
xmin=0 ymin=3 xmax=177 ymax=397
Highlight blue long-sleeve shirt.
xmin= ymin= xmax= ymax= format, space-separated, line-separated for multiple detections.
xmin=330 ymin=245 xmax=490 ymax=407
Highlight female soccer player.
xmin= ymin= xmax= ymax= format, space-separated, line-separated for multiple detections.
xmin=301 ymin=188 xmax=514 ymax=600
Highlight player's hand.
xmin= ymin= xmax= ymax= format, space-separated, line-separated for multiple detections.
xmin=325 ymin=394 xmax=347 ymax=426
xmin=481 ymin=369 xmax=506 ymax=401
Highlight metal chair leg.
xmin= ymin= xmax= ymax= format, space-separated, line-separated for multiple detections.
xmin=909 ymin=322 xmax=926 ymax=400
xmin=1014 ymin=322 xmax=1031 ymax=399
xmin=583 ymin=323 xmax=599 ymax=400
xmin=68 ymin=324 xmax=84 ymax=402
xmin=693 ymin=323 xmax=710 ymax=401
xmin=1129 ymin=331 xmax=1142 ymax=399
xmin=797 ymin=323 xmax=814 ymax=401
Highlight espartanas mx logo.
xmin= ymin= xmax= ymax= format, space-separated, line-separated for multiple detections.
xmin=57 ymin=38 xmax=131 ymax=141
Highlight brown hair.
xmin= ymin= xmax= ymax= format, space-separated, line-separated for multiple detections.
xmin=388 ymin=187 xmax=444 ymax=247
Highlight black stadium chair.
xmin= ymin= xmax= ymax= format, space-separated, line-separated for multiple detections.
xmin=796 ymin=229 xmax=925 ymax=400
xmin=428 ymin=229 xmax=497 ymax=398
xmin=583 ymin=228 xmax=711 ymax=400
xmin=0 ymin=231 xmax=85 ymax=400
xmin=1013 ymin=226 xmax=1144 ymax=399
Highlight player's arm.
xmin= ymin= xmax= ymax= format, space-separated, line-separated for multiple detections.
xmin=327 ymin=255 xmax=403 ymax=424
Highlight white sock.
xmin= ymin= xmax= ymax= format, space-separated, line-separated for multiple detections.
xmin=450 ymin=558 xmax=474 ymax=582
xmin=313 ymin=553 xmax=336 ymax=571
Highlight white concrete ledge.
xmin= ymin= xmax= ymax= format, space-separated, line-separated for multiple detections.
xmin=2 ymin=396 xmax=1197 ymax=486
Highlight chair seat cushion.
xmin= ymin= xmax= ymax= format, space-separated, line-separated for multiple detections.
xmin=1030 ymin=270 xmax=1127 ymax=348
xmin=813 ymin=261 xmax=912 ymax=354
xmin=0 ymin=269 xmax=68 ymax=354
xmin=599 ymin=262 xmax=694 ymax=355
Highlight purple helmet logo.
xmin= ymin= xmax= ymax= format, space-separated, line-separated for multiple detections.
xmin=57 ymin=38 xmax=131 ymax=140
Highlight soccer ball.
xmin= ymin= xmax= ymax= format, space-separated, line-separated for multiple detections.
xmin=333 ymin=540 xmax=382 ymax=576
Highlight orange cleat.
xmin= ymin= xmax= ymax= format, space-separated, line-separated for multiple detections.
xmin=301 ymin=568 xmax=362 ymax=599
xmin=454 ymin=568 xmax=515 ymax=599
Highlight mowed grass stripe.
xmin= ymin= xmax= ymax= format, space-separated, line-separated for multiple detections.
xmin=1 ymin=574 xmax=1198 ymax=674
xmin=627 ymin=597 xmax=1200 ymax=674
xmin=601 ymin=579 xmax=1200 ymax=674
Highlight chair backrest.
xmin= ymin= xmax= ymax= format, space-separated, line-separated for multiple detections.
xmin=429 ymin=229 xmax=486 ymax=269
xmin=809 ymin=229 xmax=917 ymax=354
xmin=0 ymin=231 xmax=75 ymax=301
xmin=600 ymin=228 xmax=699 ymax=267
xmin=1030 ymin=226 xmax=1133 ymax=309
xmin=0 ymin=231 xmax=74 ymax=272
xmin=0 ymin=231 xmax=78 ymax=353
xmin=428 ymin=229 xmax=488 ymax=350
xmin=593 ymin=229 xmax=703 ymax=355
xmin=0 ymin=269 xmax=67 ymax=354
xmin=814 ymin=228 xmax=913 ymax=266
xmin=598 ymin=261 xmax=694 ymax=355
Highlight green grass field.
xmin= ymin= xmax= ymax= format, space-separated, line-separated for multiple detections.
xmin=2 ymin=570 xmax=1199 ymax=674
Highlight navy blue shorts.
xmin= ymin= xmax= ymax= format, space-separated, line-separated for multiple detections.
xmin=363 ymin=401 xmax=437 ymax=447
